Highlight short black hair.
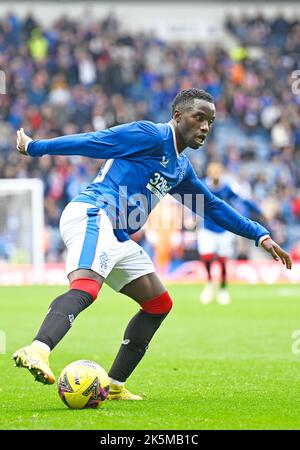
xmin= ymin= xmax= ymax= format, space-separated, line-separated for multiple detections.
xmin=172 ymin=88 xmax=214 ymax=115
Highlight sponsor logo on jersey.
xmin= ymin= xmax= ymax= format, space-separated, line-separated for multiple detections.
xmin=146 ymin=172 xmax=172 ymax=199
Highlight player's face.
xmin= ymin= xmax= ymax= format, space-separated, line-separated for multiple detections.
xmin=175 ymin=99 xmax=216 ymax=150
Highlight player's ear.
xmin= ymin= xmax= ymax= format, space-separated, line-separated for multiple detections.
xmin=173 ymin=110 xmax=181 ymax=123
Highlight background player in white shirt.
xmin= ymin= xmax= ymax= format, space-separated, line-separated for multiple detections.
xmin=198 ymin=162 xmax=265 ymax=305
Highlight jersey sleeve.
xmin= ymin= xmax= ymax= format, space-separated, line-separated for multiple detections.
xmin=169 ymin=161 xmax=269 ymax=246
xmin=27 ymin=121 xmax=163 ymax=159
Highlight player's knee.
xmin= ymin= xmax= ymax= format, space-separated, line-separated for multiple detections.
xmin=140 ymin=291 xmax=173 ymax=315
xmin=70 ymin=278 xmax=101 ymax=301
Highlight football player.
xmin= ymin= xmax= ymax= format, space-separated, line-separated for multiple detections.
xmin=13 ymin=88 xmax=291 ymax=399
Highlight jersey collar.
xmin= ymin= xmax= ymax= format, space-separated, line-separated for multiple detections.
xmin=168 ymin=121 xmax=179 ymax=157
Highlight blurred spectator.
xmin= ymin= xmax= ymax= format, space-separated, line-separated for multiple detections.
xmin=291 ymin=240 xmax=300 ymax=261
xmin=28 ymin=28 xmax=48 ymax=61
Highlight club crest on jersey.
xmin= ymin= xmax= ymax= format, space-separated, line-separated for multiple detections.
xmin=146 ymin=172 xmax=172 ymax=199
xmin=99 ymin=252 xmax=109 ymax=270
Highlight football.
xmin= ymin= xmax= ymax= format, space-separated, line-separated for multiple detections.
xmin=58 ymin=360 xmax=110 ymax=409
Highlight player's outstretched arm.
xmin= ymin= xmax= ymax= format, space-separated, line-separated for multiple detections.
xmin=16 ymin=127 xmax=104 ymax=158
xmin=260 ymin=236 xmax=292 ymax=269
xmin=16 ymin=128 xmax=32 ymax=155
xmin=170 ymin=162 xmax=293 ymax=271
xmin=16 ymin=122 xmax=162 ymax=159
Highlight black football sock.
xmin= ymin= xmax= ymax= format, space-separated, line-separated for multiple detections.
xmin=34 ymin=289 xmax=94 ymax=350
xmin=108 ymin=310 xmax=169 ymax=383
xmin=220 ymin=261 xmax=227 ymax=288
xmin=205 ymin=261 xmax=212 ymax=281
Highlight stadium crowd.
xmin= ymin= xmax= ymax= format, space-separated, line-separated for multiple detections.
xmin=0 ymin=11 xmax=300 ymax=265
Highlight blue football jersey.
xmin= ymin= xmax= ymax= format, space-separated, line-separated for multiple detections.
xmin=27 ymin=120 xmax=269 ymax=244
xmin=201 ymin=178 xmax=262 ymax=234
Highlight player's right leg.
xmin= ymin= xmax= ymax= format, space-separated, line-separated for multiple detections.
xmin=215 ymin=231 xmax=235 ymax=305
xmin=107 ymin=271 xmax=172 ymax=400
xmin=13 ymin=203 xmax=106 ymax=384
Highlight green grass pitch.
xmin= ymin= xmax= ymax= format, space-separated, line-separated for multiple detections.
xmin=0 ymin=283 xmax=300 ymax=430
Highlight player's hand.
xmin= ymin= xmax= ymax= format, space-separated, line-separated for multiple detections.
xmin=16 ymin=128 xmax=33 ymax=155
xmin=261 ymin=237 xmax=292 ymax=269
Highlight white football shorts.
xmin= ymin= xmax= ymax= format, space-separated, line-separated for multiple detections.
xmin=59 ymin=202 xmax=155 ymax=292
xmin=197 ymin=228 xmax=235 ymax=258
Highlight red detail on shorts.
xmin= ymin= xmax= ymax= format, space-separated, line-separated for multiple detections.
xmin=70 ymin=278 xmax=101 ymax=301
xmin=141 ymin=291 xmax=173 ymax=314
xmin=218 ymin=256 xmax=227 ymax=263
xmin=201 ymin=253 xmax=215 ymax=262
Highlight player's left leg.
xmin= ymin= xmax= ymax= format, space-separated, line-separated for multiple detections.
xmin=197 ymin=229 xmax=217 ymax=304
xmin=106 ymin=265 xmax=172 ymax=400
xmin=12 ymin=270 xmax=103 ymax=384
xmin=13 ymin=203 xmax=109 ymax=384
xmin=220 ymin=257 xmax=227 ymax=290
xmin=216 ymin=257 xmax=231 ymax=305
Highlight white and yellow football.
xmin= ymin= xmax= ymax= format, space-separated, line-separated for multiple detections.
xmin=58 ymin=360 xmax=110 ymax=409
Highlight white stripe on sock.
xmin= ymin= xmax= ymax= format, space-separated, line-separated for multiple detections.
xmin=32 ymin=340 xmax=51 ymax=353
xmin=109 ymin=377 xmax=124 ymax=387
